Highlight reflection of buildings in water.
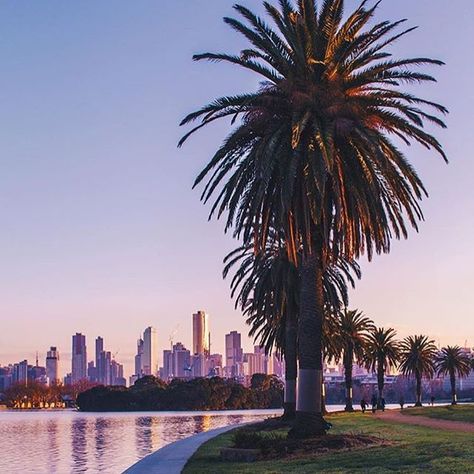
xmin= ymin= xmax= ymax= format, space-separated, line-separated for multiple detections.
xmin=135 ymin=416 xmax=160 ymax=459
xmin=46 ymin=419 xmax=59 ymax=473
xmin=71 ymin=417 xmax=89 ymax=472
xmin=193 ymin=415 xmax=211 ymax=434
xmin=94 ymin=417 xmax=112 ymax=472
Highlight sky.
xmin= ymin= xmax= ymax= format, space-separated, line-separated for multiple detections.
xmin=0 ymin=0 xmax=473 ymax=378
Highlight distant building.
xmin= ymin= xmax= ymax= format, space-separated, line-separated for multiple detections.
xmin=162 ymin=349 xmax=173 ymax=380
xmin=141 ymin=327 xmax=158 ymax=376
xmin=0 ymin=366 xmax=12 ymax=391
xmin=208 ymin=353 xmax=223 ymax=377
xmin=225 ymin=331 xmax=243 ymax=377
xmin=95 ymin=337 xmax=104 ymax=383
xmin=193 ymin=311 xmax=210 ymax=356
xmin=172 ymin=342 xmax=191 ymax=379
xmin=12 ymin=360 xmax=29 ymax=385
xmin=72 ymin=333 xmax=87 ymax=383
xmin=46 ymin=346 xmax=60 ymax=386
xmin=135 ymin=338 xmax=144 ymax=378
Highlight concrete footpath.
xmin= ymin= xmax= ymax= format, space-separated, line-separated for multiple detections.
xmin=123 ymin=423 xmax=244 ymax=474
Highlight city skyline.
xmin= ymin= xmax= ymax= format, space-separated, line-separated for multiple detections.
xmin=0 ymin=0 xmax=473 ymax=371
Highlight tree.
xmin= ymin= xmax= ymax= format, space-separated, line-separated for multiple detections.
xmin=331 ymin=309 xmax=373 ymax=411
xmin=364 ymin=327 xmax=400 ymax=408
xmin=435 ymin=346 xmax=471 ymax=405
xmin=224 ymin=238 xmax=360 ymax=419
xmin=399 ymin=335 xmax=437 ymax=406
xmin=180 ymin=0 xmax=447 ymax=436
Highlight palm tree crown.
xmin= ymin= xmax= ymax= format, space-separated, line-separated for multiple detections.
xmin=180 ymin=0 xmax=447 ymax=262
xmin=364 ymin=327 xmax=400 ymax=375
xmin=399 ymin=335 xmax=437 ymax=379
xmin=436 ymin=346 xmax=471 ymax=379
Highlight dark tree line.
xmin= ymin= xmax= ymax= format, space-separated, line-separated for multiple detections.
xmin=77 ymin=375 xmax=283 ymax=412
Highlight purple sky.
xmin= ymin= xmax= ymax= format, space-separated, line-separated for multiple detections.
xmin=0 ymin=1 xmax=472 ymax=378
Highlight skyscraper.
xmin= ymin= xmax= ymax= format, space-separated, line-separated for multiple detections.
xmin=141 ymin=327 xmax=158 ymax=376
xmin=192 ymin=311 xmax=210 ymax=356
xmin=135 ymin=338 xmax=144 ymax=378
xmin=45 ymin=346 xmax=60 ymax=386
xmin=95 ymin=336 xmax=104 ymax=382
xmin=172 ymin=342 xmax=191 ymax=378
xmin=225 ymin=331 xmax=243 ymax=377
xmin=71 ymin=333 xmax=87 ymax=383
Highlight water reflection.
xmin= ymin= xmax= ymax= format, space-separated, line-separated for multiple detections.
xmin=0 ymin=410 xmax=279 ymax=473
xmin=71 ymin=418 xmax=88 ymax=473
xmin=46 ymin=419 xmax=59 ymax=473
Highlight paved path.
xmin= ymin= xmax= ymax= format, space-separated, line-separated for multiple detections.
xmin=123 ymin=423 xmax=243 ymax=474
xmin=376 ymin=410 xmax=474 ymax=433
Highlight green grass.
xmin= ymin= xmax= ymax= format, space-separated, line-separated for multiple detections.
xmin=183 ymin=410 xmax=474 ymax=473
xmin=403 ymin=404 xmax=474 ymax=423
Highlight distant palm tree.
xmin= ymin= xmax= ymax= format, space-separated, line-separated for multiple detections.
xmin=436 ymin=346 xmax=471 ymax=405
xmin=364 ymin=327 xmax=400 ymax=408
xmin=180 ymin=0 xmax=447 ymax=436
xmin=399 ymin=335 xmax=437 ymax=406
xmin=332 ymin=309 xmax=374 ymax=411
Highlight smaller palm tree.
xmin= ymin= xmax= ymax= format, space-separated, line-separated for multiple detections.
xmin=436 ymin=346 xmax=472 ymax=405
xmin=364 ymin=328 xmax=400 ymax=408
xmin=399 ymin=335 xmax=437 ymax=406
xmin=333 ymin=309 xmax=374 ymax=412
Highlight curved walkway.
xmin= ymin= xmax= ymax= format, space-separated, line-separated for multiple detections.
xmin=376 ymin=409 xmax=474 ymax=433
xmin=123 ymin=423 xmax=244 ymax=474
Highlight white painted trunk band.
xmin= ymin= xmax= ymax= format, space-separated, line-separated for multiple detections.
xmin=284 ymin=379 xmax=296 ymax=403
xmin=296 ymin=369 xmax=322 ymax=412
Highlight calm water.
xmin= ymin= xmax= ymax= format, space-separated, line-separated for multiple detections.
xmin=0 ymin=403 xmax=437 ymax=473
xmin=0 ymin=409 xmax=282 ymax=473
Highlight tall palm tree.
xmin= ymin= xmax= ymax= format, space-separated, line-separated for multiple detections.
xmin=436 ymin=346 xmax=471 ymax=405
xmin=399 ymin=335 xmax=437 ymax=406
xmin=363 ymin=327 xmax=400 ymax=408
xmin=223 ymin=239 xmax=360 ymax=419
xmin=180 ymin=0 xmax=447 ymax=436
xmin=331 ymin=309 xmax=373 ymax=411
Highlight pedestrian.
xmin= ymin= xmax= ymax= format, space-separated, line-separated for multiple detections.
xmin=371 ymin=393 xmax=377 ymax=413
xmin=381 ymin=397 xmax=386 ymax=412
xmin=360 ymin=398 xmax=367 ymax=413
xmin=430 ymin=395 xmax=435 ymax=406
xmin=399 ymin=396 xmax=404 ymax=410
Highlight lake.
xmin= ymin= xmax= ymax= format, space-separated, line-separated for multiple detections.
xmin=0 ymin=409 xmax=282 ymax=473
xmin=0 ymin=404 xmax=416 ymax=473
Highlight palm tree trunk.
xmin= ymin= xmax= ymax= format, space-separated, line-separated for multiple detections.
xmin=415 ymin=371 xmax=422 ymax=407
xmin=377 ymin=361 xmax=384 ymax=409
xmin=290 ymin=250 xmax=326 ymax=438
xmin=344 ymin=350 xmax=354 ymax=412
xmin=450 ymin=370 xmax=457 ymax=405
xmin=283 ymin=315 xmax=297 ymax=420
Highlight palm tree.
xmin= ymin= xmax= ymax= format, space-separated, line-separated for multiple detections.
xmin=399 ymin=335 xmax=437 ymax=406
xmin=331 ymin=309 xmax=374 ymax=411
xmin=364 ymin=327 xmax=400 ymax=408
xmin=180 ymin=0 xmax=447 ymax=436
xmin=223 ymin=239 xmax=360 ymax=419
xmin=436 ymin=346 xmax=471 ymax=405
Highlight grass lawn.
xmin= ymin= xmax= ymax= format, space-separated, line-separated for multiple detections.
xmin=403 ymin=404 xmax=474 ymax=423
xmin=183 ymin=409 xmax=474 ymax=473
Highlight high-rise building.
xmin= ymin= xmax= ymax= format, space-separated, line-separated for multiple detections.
xmin=71 ymin=333 xmax=87 ymax=383
xmin=135 ymin=338 xmax=144 ymax=378
xmin=95 ymin=337 xmax=104 ymax=382
xmin=162 ymin=349 xmax=173 ymax=380
xmin=192 ymin=311 xmax=210 ymax=356
xmin=141 ymin=327 xmax=158 ymax=376
xmin=12 ymin=360 xmax=28 ymax=385
xmin=46 ymin=346 xmax=60 ymax=386
xmin=172 ymin=342 xmax=191 ymax=378
xmin=225 ymin=331 xmax=243 ymax=377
